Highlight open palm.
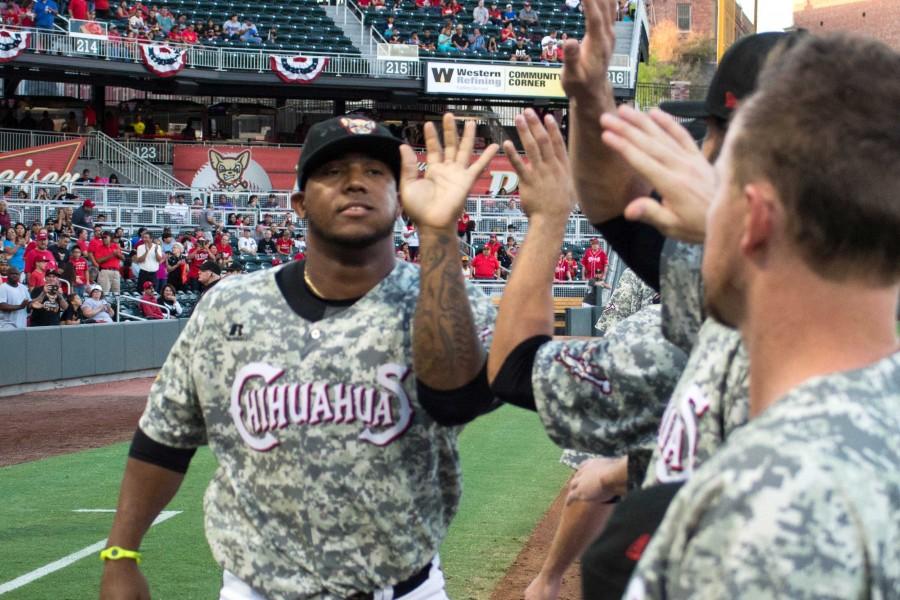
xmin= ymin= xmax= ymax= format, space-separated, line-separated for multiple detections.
xmin=400 ymin=113 xmax=499 ymax=231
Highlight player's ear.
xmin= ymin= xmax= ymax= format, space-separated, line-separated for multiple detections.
xmin=740 ymin=181 xmax=776 ymax=260
xmin=291 ymin=191 xmax=306 ymax=219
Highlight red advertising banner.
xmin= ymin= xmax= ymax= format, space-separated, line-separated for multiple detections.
xmin=0 ymin=139 xmax=85 ymax=184
xmin=173 ymin=145 xmax=521 ymax=195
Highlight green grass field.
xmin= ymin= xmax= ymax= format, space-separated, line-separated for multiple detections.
xmin=0 ymin=406 xmax=569 ymax=600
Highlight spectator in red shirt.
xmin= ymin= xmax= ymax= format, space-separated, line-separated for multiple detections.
xmin=93 ymin=231 xmax=124 ymax=293
xmin=94 ymin=0 xmax=110 ymax=19
xmin=457 ymin=212 xmax=473 ymax=244
xmin=554 ymin=252 xmax=572 ymax=282
xmin=139 ymin=281 xmax=165 ymax=319
xmin=29 ymin=256 xmax=49 ymax=290
xmin=580 ymin=237 xmax=608 ymax=281
xmin=187 ymin=238 xmax=211 ymax=292
xmin=472 ymin=246 xmax=500 ymax=279
xmin=181 ymin=23 xmax=199 ymax=44
xmin=68 ymin=0 xmax=88 ymax=20
xmin=275 ymin=229 xmax=293 ymax=257
xmin=215 ymin=231 xmax=234 ymax=259
xmin=564 ymin=250 xmax=578 ymax=280
xmin=24 ymin=231 xmax=57 ymax=275
xmin=485 ymin=233 xmax=502 ymax=258
xmin=69 ymin=246 xmax=91 ymax=296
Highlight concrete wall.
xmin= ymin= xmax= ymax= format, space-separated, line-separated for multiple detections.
xmin=0 ymin=320 xmax=188 ymax=386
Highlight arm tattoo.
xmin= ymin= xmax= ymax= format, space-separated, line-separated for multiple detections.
xmin=414 ymin=232 xmax=483 ymax=389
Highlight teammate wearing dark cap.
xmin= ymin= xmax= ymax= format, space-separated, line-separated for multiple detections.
xmin=100 ymin=113 xmax=499 ymax=600
xmin=490 ymin=2 xmax=804 ymax=597
xmin=197 ymin=259 xmax=221 ymax=294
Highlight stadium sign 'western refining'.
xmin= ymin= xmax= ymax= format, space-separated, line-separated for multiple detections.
xmin=426 ymin=61 xmax=630 ymax=98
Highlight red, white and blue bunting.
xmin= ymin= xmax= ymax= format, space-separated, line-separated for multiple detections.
xmin=270 ymin=55 xmax=328 ymax=84
xmin=0 ymin=28 xmax=30 ymax=63
xmin=140 ymin=43 xmax=188 ymax=77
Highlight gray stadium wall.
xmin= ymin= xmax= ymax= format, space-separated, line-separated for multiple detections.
xmin=0 ymin=320 xmax=187 ymax=386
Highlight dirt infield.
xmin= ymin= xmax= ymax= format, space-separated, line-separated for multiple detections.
xmin=490 ymin=487 xmax=582 ymax=600
xmin=0 ymin=377 xmax=153 ymax=467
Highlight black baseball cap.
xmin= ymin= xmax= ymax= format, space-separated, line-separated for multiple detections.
xmin=660 ymin=32 xmax=789 ymax=122
xmin=295 ymin=116 xmax=403 ymax=192
xmin=199 ymin=260 xmax=221 ymax=275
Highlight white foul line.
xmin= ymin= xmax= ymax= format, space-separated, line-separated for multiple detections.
xmin=0 ymin=510 xmax=182 ymax=595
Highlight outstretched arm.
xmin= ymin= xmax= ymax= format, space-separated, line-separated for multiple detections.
xmin=564 ymin=0 xmax=651 ymax=225
xmin=487 ymin=110 xmax=574 ymax=383
xmin=401 ymin=113 xmax=498 ymax=389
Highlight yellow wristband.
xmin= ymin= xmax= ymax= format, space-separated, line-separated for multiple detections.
xmin=100 ymin=546 xmax=142 ymax=564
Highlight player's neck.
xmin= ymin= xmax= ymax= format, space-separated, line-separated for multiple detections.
xmin=303 ymin=237 xmax=396 ymax=300
xmin=742 ymin=266 xmax=899 ymax=419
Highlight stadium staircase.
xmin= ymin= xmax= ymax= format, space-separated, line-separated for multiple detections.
xmin=0 ymin=128 xmax=184 ymax=190
xmin=323 ymin=3 xmax=375 ymax=56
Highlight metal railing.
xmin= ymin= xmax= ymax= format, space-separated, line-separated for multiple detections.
xmin=6 ymin=25 xmax=639 ymax=82
xmin=627 ymin=0 xmax=647 ymax=88
xmin=0 ymin=127 xmax=183 ymax=189
xmin=115 ymin=295 xmax=172 ymax=321
xmin=20 ymin=26 xmax=376 ymax=76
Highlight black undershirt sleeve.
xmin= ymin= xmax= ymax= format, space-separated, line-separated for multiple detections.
xmin=490 ymin=334 xmax=553 ymax=412
xmin=593 ymin=216 xmax=664 ymax=293
xmin=416 ymin=363 xmax=500 ymax=426
xmin=129 ymin=427 xmax=196 ymax=474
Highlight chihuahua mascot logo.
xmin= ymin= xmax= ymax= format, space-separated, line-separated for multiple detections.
xmin=209 ymin=149 xmax=251 ymax=192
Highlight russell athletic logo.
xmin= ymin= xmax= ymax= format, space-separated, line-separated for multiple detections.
xmin=229 ymin=362 xmax=415 ymax=451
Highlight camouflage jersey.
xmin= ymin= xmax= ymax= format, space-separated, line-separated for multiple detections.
xmin=560 ymin=269 xmax=663 ymax=469
xmin=594 ymin=268 xmax=660 ymax=337
xmin=628 ymin=351 xmax=900 ymax=599
xmin=533 ymin=305 xmax=687 ymax=458
xmin=641 ymin=240 xmax=749 ymax=488
xmin=139 ymin=260 xmax=495 ymax=600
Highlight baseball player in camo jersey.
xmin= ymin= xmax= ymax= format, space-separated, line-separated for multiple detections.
xmin=624 ymin=33 xmax=900 ymax=598
xmin=99 ymin=114 xmax=501 ymax=600
xmin=479 ymin=110 xmax=687 ymax=600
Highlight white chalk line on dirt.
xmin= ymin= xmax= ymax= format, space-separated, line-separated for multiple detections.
xmin=0 ymin=510 xmax=181 ymax=595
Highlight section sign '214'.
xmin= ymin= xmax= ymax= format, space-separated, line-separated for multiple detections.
xmin=425 ymin=62 xmax=630 ymax=98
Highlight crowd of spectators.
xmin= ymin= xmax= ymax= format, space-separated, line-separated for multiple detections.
xmin=375 ymin=0 xmax=633 ymax=61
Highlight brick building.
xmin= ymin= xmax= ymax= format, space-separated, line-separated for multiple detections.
xmin=793 ymin=0 xmax=900 ymax=50
xmin=647 ymin=0 xmax=754 ymax=51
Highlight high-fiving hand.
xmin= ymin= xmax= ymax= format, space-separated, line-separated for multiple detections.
xmin=561 ymin=0 xmax=618 ymax=106
xmin=399 ymin=113 xmax=499 ymax=233
xmin=601 ymin=105 xmax=716 ymax=243
xmin=502 ymin=109 xmax=574 ymax=221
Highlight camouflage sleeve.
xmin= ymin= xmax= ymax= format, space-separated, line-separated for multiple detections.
xmin=465 ymin=280 xmax=496 ymax=353
xmin=626 ymin=444 xmax=653 ymax=491
xmin=629 ymin=470 xmax=877 ymax=600
xmin=532 ymin=305 xmax=686 ymax=456
xmin=595 ymin=269 xmax=639 ymax=336
xmin=138 ymin=290 xmax=213 ymax=449
xmin=659 ymin=239 xmax=705 ymax=355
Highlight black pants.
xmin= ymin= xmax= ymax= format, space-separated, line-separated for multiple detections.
xmin=137 ymin=269 xmax=157 ymax=290
xmin=581 ymin=482 xmax=683 ymax=599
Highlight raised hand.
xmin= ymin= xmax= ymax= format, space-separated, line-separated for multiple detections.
xmin=600 ymin=105 xmax=715 ymax=243
xmin=399 ymin=113 xmax=499 ymax=233
xmin=502 ymin=109 xmax=574 ymax=222
xmin=561 ymin=0 xmax=617 ymax=106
